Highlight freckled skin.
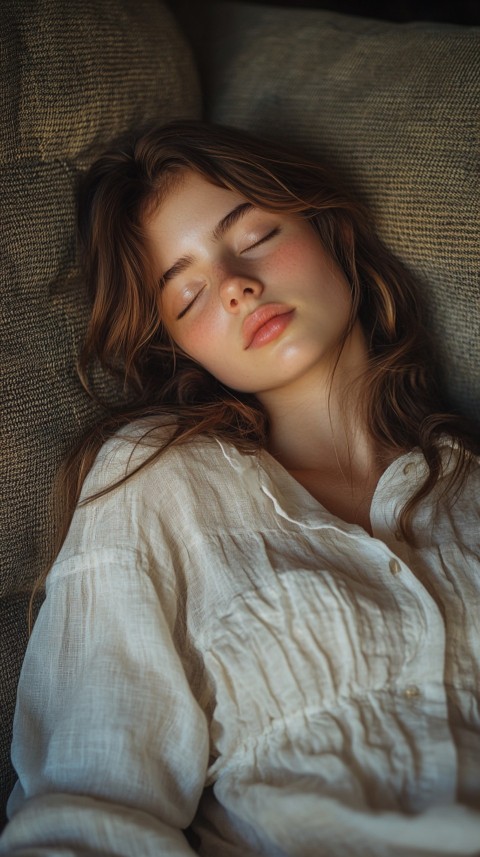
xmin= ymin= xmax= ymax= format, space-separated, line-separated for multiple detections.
xmin=144 ymin=170 xmax=358 ymax=400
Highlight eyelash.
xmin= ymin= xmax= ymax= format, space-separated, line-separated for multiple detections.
xmin=177 ymin=226 xmax=281 ymax=320
xmin=177 ymin=285 xmax=206 ymax=320
xmin=241 ymin=226 xmax=280 ymax=254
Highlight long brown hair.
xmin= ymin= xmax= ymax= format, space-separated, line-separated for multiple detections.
xmin=33 ymin=119 xmax=479 ymax=612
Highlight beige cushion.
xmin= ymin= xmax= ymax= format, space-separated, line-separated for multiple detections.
xmin=0 ymin=0 xmax=201 ymax=824
xmin=199 ymin=1 xmax=480 ymax=422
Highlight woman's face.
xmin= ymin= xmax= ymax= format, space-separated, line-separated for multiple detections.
xmin=144 ymin=169 xmax=355 ymax=401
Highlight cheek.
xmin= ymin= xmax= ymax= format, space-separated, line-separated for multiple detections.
xmin=171 ymin=305 xmax=224 ymax=362
xmin=267 ymin=235 xmax=313 ymax=276
xmin=289 ymin=235 xmax=351 ymax=305
xmin=266 ymin=232 xmax=333 ymax=285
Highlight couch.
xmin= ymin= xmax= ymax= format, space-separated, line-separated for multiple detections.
xmin=1 ymin=0 xmax=479 ymax=830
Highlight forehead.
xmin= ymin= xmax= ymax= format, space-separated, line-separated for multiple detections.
xmin=148 ymin=169 xmax=245 ymax=233
xmin=143 ymin=169 xmax=251 ymax=271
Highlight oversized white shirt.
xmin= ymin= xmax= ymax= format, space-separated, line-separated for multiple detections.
xmin=1 ymin=425 xmax=480 ymax=856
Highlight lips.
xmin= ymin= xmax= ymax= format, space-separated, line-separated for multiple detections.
xmin=243 ymin=303 xmax=294 ymax=349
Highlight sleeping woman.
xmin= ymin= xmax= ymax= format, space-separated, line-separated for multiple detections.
xmin=1 ymin=121 xmax=480 ymax=856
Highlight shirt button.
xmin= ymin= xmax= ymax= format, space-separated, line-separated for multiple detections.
xmin=389 ymin=558 xmax=401 ymax=575
xmin=404 ymin=685 xmax=421 ymax=700
xmin=403 ymin=462 xmax=416 ymax=475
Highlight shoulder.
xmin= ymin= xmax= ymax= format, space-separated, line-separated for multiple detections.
xmin=80 ymin=418 xmax=260 ymax=510
xmin=80 ymin=418 xmax=183 ymax=499
xmin=438 ymin=436 xmax=480 ymax=485
xmin=82 ymin=418 xmax=175 ymax=491
xmin=430 ymin=437 xmax=480 ymax=537
xmin=50 ymin=423 xmax=264 ymax=584
xmin=52 ymin=422 xmax=250 ymax=583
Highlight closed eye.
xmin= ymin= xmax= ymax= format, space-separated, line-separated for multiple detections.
xmin=176 ymin=227 xmax=280 ymax=320
xmin=241 ymin=227 xmax=280 ymax=254
xmin=176 ymin=284 xmax=207 ymax=320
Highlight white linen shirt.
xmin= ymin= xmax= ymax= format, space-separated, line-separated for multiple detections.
xmin=1 ymin=426 xmax=480 ymax=856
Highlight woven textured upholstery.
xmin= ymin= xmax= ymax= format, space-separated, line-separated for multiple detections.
xmin=198 ymin=1 xmax=480 ymax=422
xmin=0 ymin=0 xmax=200 ymax=825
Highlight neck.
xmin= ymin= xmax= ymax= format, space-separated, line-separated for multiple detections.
xmin=265 ymin=382 xmax=381 ymax=487
xmin=260 ymin=324 xmax=377 ymax=472
xmin=256 ymin=327 xmax=399 ymax=533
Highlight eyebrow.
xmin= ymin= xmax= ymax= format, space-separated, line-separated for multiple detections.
xmin=160 ymin=202 xmax=254 ymax=284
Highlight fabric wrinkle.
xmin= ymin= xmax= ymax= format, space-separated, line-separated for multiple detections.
xmin=3 ymin=427 xmax=480 ymax=855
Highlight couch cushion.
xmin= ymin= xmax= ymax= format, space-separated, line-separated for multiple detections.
xmin=0 ymin=0 xmax=200 ymax=825
xmin=197 ymin=1 xmax=480 ymax=421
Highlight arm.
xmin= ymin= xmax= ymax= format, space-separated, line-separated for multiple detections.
xmin=1 ymin=441 xmax=209 ymax=856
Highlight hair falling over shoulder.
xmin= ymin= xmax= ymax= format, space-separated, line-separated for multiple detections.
xmin=31 ymin=119 xmax=479 ymax=617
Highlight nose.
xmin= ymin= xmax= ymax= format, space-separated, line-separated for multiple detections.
xmin=219 ymin=275 xmax=263 ymax=313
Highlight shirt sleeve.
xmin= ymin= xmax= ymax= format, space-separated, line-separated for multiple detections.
xmin=0 ymin=443 xmax=209 ymax=856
